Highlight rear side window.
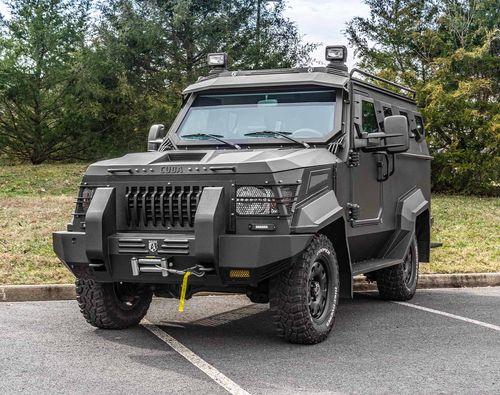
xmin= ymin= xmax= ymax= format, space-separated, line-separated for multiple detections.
xmin=415 ymin=115 xmax=425 ymax=140
xmin=399 ymin=111 xmax=409 ymax=125
xmin=362 ymin=100 xmax=378 ymax=134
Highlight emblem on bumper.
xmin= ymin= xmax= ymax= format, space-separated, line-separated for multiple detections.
xmin=148 ymin=240 xmax=159 ymax=253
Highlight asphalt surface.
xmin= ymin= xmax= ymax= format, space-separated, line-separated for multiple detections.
xmin=1 ymin=287 xmax=499 ymax=394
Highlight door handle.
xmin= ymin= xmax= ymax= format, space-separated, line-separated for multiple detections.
xmin=375 ymin=152 xmax=390 ymax=182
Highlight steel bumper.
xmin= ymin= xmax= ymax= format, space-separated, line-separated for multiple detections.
xmin=53 ymin=231 xmax=312 ymax=284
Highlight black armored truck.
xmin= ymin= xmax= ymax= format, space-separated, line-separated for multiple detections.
xmin=53 ymin=46 xmax=431 ymax=344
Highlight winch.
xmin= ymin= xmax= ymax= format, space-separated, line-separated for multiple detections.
xmin=130 ymin=257 xmax=214 ymax=277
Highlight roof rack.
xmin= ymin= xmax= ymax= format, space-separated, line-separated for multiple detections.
xmin=350 ymin=68 xmax=416 ymax=100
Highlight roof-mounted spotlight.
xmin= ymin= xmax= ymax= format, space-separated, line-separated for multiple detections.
xmin=325 ymin=45 xmax=348 ymax=72
xmin=207 ymin=52 xmax=228 ymax=72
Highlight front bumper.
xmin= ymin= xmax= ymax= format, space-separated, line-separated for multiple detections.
xmin=53 ymin=230 xmax=312 ymax=285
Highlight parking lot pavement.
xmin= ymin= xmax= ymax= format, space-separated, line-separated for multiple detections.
xmin=0 ymin=288 xmax=499 ymax=394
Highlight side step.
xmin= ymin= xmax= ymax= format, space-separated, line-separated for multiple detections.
xmin=352 ymin=258 xmax=402 ymax=276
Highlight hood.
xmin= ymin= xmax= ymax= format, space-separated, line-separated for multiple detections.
xmin=85 ymin=148 xmax=341 ymax=176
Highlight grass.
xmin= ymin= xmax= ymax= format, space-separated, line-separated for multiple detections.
xmin=424 ymin=195 xmax=499 ymax=274
xmin=0 ymin=163 xmax=88 ymax=197
xmin=0 ymin=163 xmax=498 ymax=285
xmin=0 ymin=196 xmax=75 ymax=284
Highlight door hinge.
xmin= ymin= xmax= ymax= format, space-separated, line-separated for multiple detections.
xmin=347 ymin=203 xmax=360 ymax=222
xmin=347 ymin=150 xmax=359 ymax=167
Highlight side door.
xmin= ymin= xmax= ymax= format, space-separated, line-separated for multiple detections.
xmin=348 ymin=94 xmax=388 ymax=261
xmin=351 ymin=95 xmax=383 ymax=223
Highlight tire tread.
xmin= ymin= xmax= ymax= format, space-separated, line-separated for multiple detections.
xmin=76 ymin=278 xmax=152 ymax=329
xmin=270 ymin=234 xmax=339 ymax=344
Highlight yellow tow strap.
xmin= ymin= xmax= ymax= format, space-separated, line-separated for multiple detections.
xmin=178 ymin=271 xmax=191 ymax=312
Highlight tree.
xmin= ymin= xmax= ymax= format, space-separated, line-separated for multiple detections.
xmin=346 ymin=0 xmax=499 ymax=195
xmin=86 ymin=0 xmax=315 ymax=154
xmin=0 ymin=0 xmax=92 ymax=164
xmin=0 ymin=0 xmax=315 ymax=163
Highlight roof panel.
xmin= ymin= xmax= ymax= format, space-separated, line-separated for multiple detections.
xmin=183 ymin=71 xmax=349 ymax=94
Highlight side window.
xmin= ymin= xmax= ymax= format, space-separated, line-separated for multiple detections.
xmin=383 ymin=107 xmax=393 ymax=117
xmin=399 ymin=111 xmax=409 ymax=125
xmin=415 ymin=115 xmax=425 ymax=140
xmin=362 ymin=100 xmax=378 ymax=134
xmin=399 ymin=110 xmax=412 ymax=135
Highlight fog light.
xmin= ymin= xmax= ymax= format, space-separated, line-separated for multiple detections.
xmin=229 ymin=269 xmax=251 ymax=278
xmin=81 ymin=187 xmax=95 ymax=210
xmin=248 ymin=223 xmax=276 ymax=231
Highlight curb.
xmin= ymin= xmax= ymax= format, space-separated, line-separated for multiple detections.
xmin=0 ymin=284 xmax=77 ymax=302
xmin=352 ymin=272 xmax=500 ymax=291
xmin=1 ymin=273 xmax=499 ymax=303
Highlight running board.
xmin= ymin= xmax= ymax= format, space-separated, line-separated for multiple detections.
xmin=352 ymin=258 xmax=402 ymax=276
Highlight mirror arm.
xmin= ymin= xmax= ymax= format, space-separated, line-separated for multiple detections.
xmin=354 ymin=123 xmax=363 ymax=138
xmin=366 ymin=132 xmax=386 ymax=139
xmin=384 ymin=143 xmax=406 ymax=149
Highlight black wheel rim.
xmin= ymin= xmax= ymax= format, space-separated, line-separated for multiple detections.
xmin=113 ymin=283 xmax=141 ymax=310
xmin=402 ymin=246 xmax=415 ymax=286
xmin=308 ymin=259 xmax=329 ymax=322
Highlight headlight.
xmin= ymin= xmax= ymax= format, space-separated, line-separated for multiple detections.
xmin=80 ymin=187 xmax=95 ymax=211
xmin=236 ymin=186 xmax=278 ymax=215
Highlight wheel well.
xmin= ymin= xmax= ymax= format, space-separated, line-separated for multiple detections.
xmin=416 ymin=209 xmax=430 ymax=262
xmin=320 ymin=217 xmax=352 ymax=298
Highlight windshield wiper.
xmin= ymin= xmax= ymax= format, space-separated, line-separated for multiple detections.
xmin=244 ymin=131 xmax=310 ymax=148
xmin=181 ymin=133 xmax=241 ymax=150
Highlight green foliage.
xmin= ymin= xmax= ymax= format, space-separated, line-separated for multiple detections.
xmin=0 ymin=0 xmax=93 ymax=164
xmin=347 ymin=0 xmax=500 ymax=195
xmin=0 ymin=0 xmax=315 ymax=163
xmin=87 ymin=0 xmax=315 ymax=155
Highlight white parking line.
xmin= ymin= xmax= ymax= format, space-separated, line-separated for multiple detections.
xmin=142 ymin=320 xmax=251 ymax=395
xmin=394 ymin=302 xmax=500 ymax=332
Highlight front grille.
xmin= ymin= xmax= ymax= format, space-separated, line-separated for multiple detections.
xmin=118 ymin=237 xmax=190 ymax=255
xmin=125 ymin=186 xmax=203 ymax=228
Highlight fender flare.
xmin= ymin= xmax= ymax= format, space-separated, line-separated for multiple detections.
xmin=384 ymin=188 xmax=429 ymax=260
xmin=291 ymin=190 xmax=345 ymax=234
xmin=292 ymin=191 xmax=353 ymax=298
xmin=398 ymin=188 xmax=429 ymax=232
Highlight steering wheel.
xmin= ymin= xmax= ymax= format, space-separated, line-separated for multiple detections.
xmin=292 ymin=128 xmax=324 ymax=138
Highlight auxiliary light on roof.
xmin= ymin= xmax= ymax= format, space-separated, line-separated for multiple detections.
xmin=207 ymin=52 xmax=228 ymax=68
xmin=325 ymin=45 xmax=347 ymax=62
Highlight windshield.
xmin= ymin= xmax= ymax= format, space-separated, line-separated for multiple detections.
xmin=177 ymin=89 xmax=336 ymax=142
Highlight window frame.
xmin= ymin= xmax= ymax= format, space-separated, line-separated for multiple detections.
xmin=376 ymin=100 xmax=394 ymax=132
xmin=170 ymin=86 xmax=344 ymax=147
xmin=358 ymin=96 xmax=380 ymax=135
xmin=398 ymin=108 xmax=417 ymax=138
xmin=414 ymin=114 xmax=426 ymax=141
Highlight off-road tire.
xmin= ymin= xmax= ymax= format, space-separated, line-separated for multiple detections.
xmin=270 ymin=234 xmax=340 ymax=344
xmin=376 ymin=235 xmax=419 ymax=301
xmin=76 ymin=279 xmax=153 ymax=329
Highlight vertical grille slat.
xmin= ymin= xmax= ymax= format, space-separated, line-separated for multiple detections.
xmin=133 ymin=188 xmax=140 ymax=226
xmin=151 ymin=187 xmax=157 ymax=226
xmin=125 ymin=188 xmax=132 ymax=225
xmin=186 ymin=186 xmax=193 ymax=226
xmin=126 ymin=185 xmax=203 ymax=229
xmin=142 ymin=188 xmax=148 ymax=226
xmin=159 ymin=188 xmax=167 ymax=226
xmin=178 ymin=189 xmax=185 ymax=227
xmin=168 ymin=189 xmax=175 ymax=226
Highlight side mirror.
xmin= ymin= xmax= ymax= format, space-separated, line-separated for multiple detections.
xmin=384 ymin=115 xmax=409 ymax=153
xmin=148 ymin=124 xmax=166 ymax=151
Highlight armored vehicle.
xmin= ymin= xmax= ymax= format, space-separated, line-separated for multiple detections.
xmin=53 ymin=46 xmax=431 ymax=344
